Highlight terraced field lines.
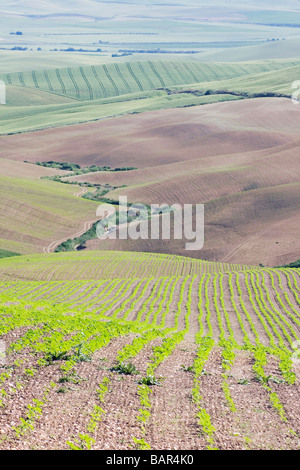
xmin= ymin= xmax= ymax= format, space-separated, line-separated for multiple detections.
xmin=126 ymin=63 xmax=144 ymax=92
xmin=44 ymin=70 xmax=53 ymax=93
xmin=204 ymin=274 xmax=214 ymax=339
xmin=83 ymin=280 xmax=120 ymax=310
xmin=147 ymin=62 xmax=166 ymax=88
xmin=265 ymin=271 xmax=300 ymax=338
xmin=91 ymin=66 xmax=107 ymax=98
xmin=192 ymin=336 xmax=216 ymax=449
xmin=79 ymin=67 xmax=94 ymax=100
xmin=244 ymin=272 xmax=277 ymax=348
xmin=67 ymin=376 xmax=111 ymax=450
xmin=121 ymin=278 xmax=155 ymax=322
xmin=110 ymin=279 xmax=146 ymax=321
xmin=252 ymin=347 xmax=288 ymax=423
xmin=151 ymin=276 xmax=181 ymax=328
xmin=56 ymin=69 xmax=66 ymax=95
xmin=94 ymin=279 xmax=135 ymax=316
xmin=254 ymin=271 xmax=294 ymax=349
xmin=114 ymin=64 xmax=132 ymax=95
xmin=67 ymin=67 xmax=80 ymax=100
xmin=103 ymin=65 xmax=119 ymax=96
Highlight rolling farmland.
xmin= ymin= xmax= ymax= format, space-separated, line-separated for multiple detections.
xmin=0 ymin=251 xmax=300 ymax=450
xmin=2 ymin=0 xmax=300 ymax=452
xmin=1 ymin=59 xmax=300 ymax=134
xmin=0 ymin=176 xmax=99 ymax=255
xmin=1 ymin=60 xmax=296 ymax=102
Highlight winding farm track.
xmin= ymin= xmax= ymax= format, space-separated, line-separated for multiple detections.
xmin=43 ymin=218 xmax=99 ymax=254
xmin=73 ymin=187 xmax=88 ymax=198
xmin=42 ymin=207 xmax=115 ymax=254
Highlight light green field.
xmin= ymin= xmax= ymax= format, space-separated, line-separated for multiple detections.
xmin=201 ymin=38 xmax=300 ymax=62
xmin=0 ymin=90 xmax=242 ymax=135
xmin=2 ymin=60 xmax=297 ymax=101
xmin=0 ymin=250 xmax=253 ymax=282
xmin=0 ymin=176 xmax=99 ymax=254
xmin=1 ymin=59 xmax=299 ymax=134
xmin=176 ymin=62 xmax=300 ymax=96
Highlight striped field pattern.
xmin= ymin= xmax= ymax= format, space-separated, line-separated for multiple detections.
xmin=1 ymin=60 xmax=297 ymax=101
xmin=0 ymin=253 xmax=300 ymax=449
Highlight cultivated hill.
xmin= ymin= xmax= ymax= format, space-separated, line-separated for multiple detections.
xmin=0 ymin=250 xmax=299 ymax=449
xmin=0 ymin=176 xmax=99 ymax=255
xmin=1 ymin=59 xmax=300 ymax=134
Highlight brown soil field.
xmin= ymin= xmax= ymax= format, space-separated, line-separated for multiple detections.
xmin=86 ymin=183 xmax=300 ymax=267
xmin=1 ymin=340 xmax=299 ymax=450
xmin=1 ymin=98 xmax=298 ymax=168
xmin=2 ymin=97 xmax=300 ymax=266
xmin=0 ymin=158 xmax=62 ymax=179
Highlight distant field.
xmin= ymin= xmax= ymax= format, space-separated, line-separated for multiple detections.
xmin=1 ymin=59 xmax=300 ymax=134
xmin=0 ymin=250 xmax=253 ymax=282
xmin=181 ymin=63 xmax=300 ymax=96
xmin=4 ymin=60 xmax=279 ymax=101
xmin=0 ymin=89 xmax=241 ymax=135
xmin=1 ymin=58 xmax=300 ymax=264
xmin=201 ymin=38 xmax=300 ymax=62
xmin=51 ymin=97 xmax=300 ymax=267
xmin=0 ymin=158 xmax=63 ymax=179
xmin=1 ymin=94 xmax=300 ymax=266
xmin=1 ymin=96 xmax=298 ymax=167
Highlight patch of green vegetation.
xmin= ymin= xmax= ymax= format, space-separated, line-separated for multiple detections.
xmin=110 ymin=361 xmax=139 ymax=375
xmin=36 ymin=161 xmax=137 ymax=174
xmin=138 ymin=375 xmax=164 ymax=386
xmin=35 ymin=161 xmax=81 ymax=171
xmin=82 ymin=184 xmax=127 ymax=202
xmin=0 ymin=249 xmax=21 ymax=259
xmin=276 ymin=260 xmax=300 ymax=268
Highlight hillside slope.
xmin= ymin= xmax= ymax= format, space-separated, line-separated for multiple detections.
xmin=0 ymin=250 xmax=299 ymax=449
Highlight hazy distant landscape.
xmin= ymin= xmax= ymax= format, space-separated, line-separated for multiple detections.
xmin=1 ymin=0 xmax=300 ymax=452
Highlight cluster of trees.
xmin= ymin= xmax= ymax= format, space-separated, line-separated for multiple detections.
xmin=54 ymin=47 xmax=102 ymax=52
xmin=35 ymin=161 xmax=81 ymax=171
